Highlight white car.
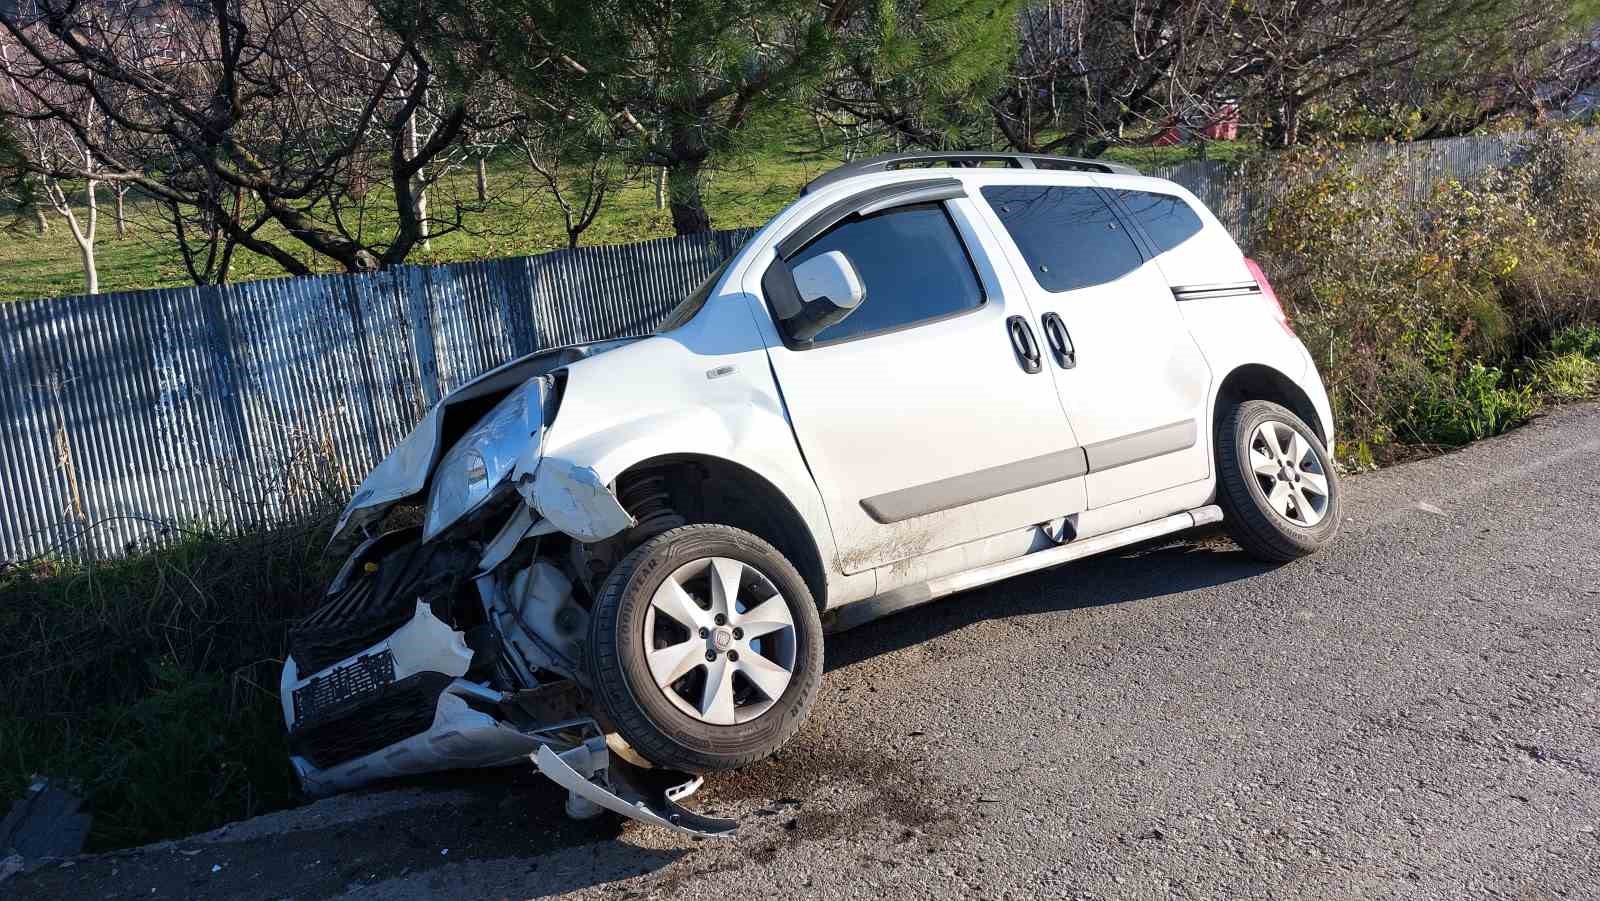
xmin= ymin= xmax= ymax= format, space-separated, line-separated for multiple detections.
xmin=281 ymin=152 xmax=1341 ymax=835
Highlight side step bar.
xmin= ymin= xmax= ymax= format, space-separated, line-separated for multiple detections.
xmin=826 ymin=505 xmax=1224 ymax=633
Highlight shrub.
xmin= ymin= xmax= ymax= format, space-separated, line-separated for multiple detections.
xmin=1254 ymin=128 xmax=1600 ymax=458
xmin=1548 ymin=323 xmax=1600 ymax=359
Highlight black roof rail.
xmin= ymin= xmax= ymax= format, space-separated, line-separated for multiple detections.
xmin=800 ymin=151 xmax=1141 ymax=195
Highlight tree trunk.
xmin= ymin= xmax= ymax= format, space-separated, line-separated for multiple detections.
xmin=416 ymin=189 xmax=431 ymax=250
xmin=82 ymin=176 xmax=99 ymax=294
xmin=1267 ymin=89 xmax=1303 ymax=149
xmin=664 ymin=122 xmax=713 ymax=235
xmin=666 ymin=154 xmax=711 ymax=236
xmin=54 ymin=176 xmax=100 ymax=295
xmin=32 ymin=205 xmax=48 ymax=234
xmin=655 ymin=167 xmax=666 ymax=211
xmin=78 ymin=241 xmax=97 ymax=295
xmin=476 ymin=157 xmax=488 ymax=203
xmin=408 ymin=112 xmax=432 ymax=251
xmin=114 ymin=188 xmax=127 ymax=238
xmin=1282 ymin=104 xmax=1301 ymax=147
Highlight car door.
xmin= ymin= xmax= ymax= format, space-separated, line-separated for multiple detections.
xmin=974 ymin=178 xmax=1212 ymax=509
xmin=749 ymin=191 xmax=1086 ymax=575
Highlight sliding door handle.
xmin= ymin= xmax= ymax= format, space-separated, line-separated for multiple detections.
xmin=1041 ymin=313 xmax=1077 ymax=370
xmin=1006 ymin=316 xmax=1042 ymax=374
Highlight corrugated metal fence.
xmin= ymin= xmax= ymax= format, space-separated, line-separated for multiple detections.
xmin=0 ymin=228 xmax=755 ymax=562
xmin=0 ymin=129 xmax=1569 ymax=563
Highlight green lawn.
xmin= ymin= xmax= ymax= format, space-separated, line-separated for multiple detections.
xmin=0 ymin=142 xmax=1248 ymax=303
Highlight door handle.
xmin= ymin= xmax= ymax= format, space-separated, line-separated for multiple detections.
xmin=1041 ymin=313 xmax=1077 ymax=370
xmin=1006 ymin=316 xmax=1042 ymax=374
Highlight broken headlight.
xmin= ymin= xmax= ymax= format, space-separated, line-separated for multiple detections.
xmin=423 ymin=378 xmax=547 ymax=541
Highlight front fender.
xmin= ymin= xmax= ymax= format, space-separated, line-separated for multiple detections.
xmin=539 ymin=330 xmax=869 ymax=606
xmin=551 ymin=400 xmax=837 ymax=559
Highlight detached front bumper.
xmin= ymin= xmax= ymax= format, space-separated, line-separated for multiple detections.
xmin=280 ymin=539 xmax=734 ymax=837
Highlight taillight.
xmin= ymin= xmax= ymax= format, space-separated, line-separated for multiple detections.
xmin=1244 ymin=257 xmax=1293 ymax=336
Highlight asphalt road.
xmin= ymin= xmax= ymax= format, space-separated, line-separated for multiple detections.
xmin=14 ymin=402 xmax=1600 ymax=900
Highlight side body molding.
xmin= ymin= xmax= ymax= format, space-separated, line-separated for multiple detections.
xmin=858 ymin=420 xmax=1197 ymax=525
xmin=1083 ymin=420 xmax=1198 ymax=472
xmin=861 ymin=449 xmax=1089 ymax=524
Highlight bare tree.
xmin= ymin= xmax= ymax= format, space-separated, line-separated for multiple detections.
xmin=1371 ymin=7 xmax=1600 ymax=139
xmin=992 ymin=1 xmax=1223 ymax=154
xmin=823 ymin=2 xmax=1600 ymax=158
xmin=1187 ymin=1 xmax=1600 ymax=147
xmin=518 ymin=129 xmax=626 ymax=249
xmin=36 ymin=126 xmax=98 ymax=293
xmin=2 ymin=37 xmax=102 ymax=291
xmin=815 ymin=1 xmax=1225 ymax=157
xmin=0 ymin=0 xmax=500 ymax=278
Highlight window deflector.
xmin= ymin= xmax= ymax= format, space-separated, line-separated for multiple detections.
xmin=776 ymin=178 xmax=966 ymax=260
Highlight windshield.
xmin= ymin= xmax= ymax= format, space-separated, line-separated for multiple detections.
xmin=657 ymin=258 xmax=733 ymax=333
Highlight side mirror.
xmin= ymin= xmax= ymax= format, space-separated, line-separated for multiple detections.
xmin=781 ymin=251 xmax=865 ymax=344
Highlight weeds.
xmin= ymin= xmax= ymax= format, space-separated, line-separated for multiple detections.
xmin=1532 ymin=325 xmax=1600 ymax=399
xmin=1397 ymin=362 xmax=1539 ymax=446
xmin=0 ymin=514 xmax=337 ymax=850
xmin=1549 ymin=323 xmax=1600 ymax=359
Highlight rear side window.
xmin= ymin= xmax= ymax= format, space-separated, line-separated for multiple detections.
xmin=981 ymin=185 xmax=1143 ymax=293
xmin=1116 ymin=190 xmax=1204 ymax=254
xmin=788 ymin=203 xmax=983 ymax=344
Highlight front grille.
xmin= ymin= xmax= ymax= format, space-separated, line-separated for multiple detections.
xmin=288 ymin=672 xmax=453 ymax=769
xmin=292 ymin=650 xmax=396 ymax=723
xmin=290 ymin=532 xmax=477 ymax=675
xmin=290 ymin=576 xmax=416 ymax=674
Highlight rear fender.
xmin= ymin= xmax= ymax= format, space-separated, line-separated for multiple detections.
xmin=1179 ymin=301 xmax=1334 ymax=458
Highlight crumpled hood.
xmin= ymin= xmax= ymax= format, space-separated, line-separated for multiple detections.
xmin=328 ymin=338 xmax=640 ymax=551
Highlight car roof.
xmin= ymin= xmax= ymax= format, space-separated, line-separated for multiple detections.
xmin=800 ymin=151 xmax=1142 ymax=196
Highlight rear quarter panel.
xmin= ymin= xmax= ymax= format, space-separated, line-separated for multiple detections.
xmin=1090 ymin=174 xmax=1331 ymax=462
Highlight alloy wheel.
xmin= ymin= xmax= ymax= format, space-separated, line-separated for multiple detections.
xmin=1248 ymin=420 xmax=1331 ymax=527
xmin=642 ymin=557 xmax=798 ymax=725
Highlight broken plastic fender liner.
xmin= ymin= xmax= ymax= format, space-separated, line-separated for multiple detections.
xmin=527 ymin=458 xmax=636 ymax=542
xmin=533 ymin=746 xmax=736 ymax=838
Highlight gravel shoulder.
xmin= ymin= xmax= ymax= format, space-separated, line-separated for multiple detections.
xmin=13 ymin=402 xmax=1600 ymax=900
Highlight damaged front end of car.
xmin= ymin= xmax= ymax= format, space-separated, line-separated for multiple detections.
xmin=279 ymin=345 xmax=733 ymax=837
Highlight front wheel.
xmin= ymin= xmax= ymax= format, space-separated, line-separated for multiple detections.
xmin=586 ymin=524 xmax=823 ymax=773
xmin=1215 ymin=400 xmax=1342 ymax=562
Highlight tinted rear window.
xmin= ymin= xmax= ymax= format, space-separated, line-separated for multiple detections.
xmin=1116 ymin=190 xmax=1204 ymax=254
xmin=981 ymin=185 xmax=1143 ymax=293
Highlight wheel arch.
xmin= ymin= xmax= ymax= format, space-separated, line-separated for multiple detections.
xmin=613 ymin=453 xmax=830 ymax=611
xmin=1213 ymin=363 xmax=1326 ymax=446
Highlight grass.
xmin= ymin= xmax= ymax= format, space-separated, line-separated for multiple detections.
xmin=0 ymin=151 xmax=831 ymax=303
xmin=0 ymin=141 xmax=1253 ymax=303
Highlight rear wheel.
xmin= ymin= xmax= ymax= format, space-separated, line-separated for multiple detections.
xmin=1216 ymin=400 xmax=1342 ymax=562
xmin=587 ymin=524 xmax=823 ymax=773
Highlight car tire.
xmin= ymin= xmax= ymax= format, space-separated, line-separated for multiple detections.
xmin=1215 ymin=400 xmax=1342 ymax=562
xmin=586 ymin=524 xmax=823 ymax=773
